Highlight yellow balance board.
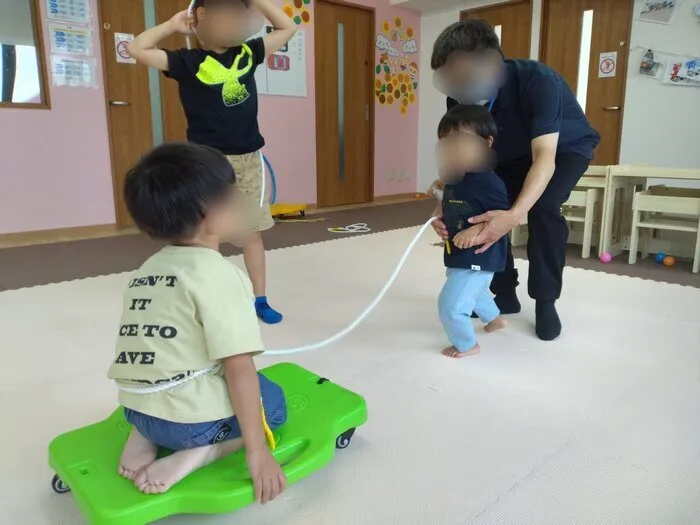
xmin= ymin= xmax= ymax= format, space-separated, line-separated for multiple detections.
xmin=271 ymin=203 xmax=307 ymax=217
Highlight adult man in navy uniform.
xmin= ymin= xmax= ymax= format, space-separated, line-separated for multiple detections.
xmin=430 ymin=20 xmax=600 ymax=341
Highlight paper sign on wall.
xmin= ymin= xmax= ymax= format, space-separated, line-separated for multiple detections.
xmin=599 ymin=51 xmax=617 ymax=78
xmin=661 ymin=57 xmax=700 ymax=87
xmin=48 ymin=22 xmax=92 ymax=56
xmin=46 ymin=0 xmax=91 ymax=24
xmin=114 ymin=33 xmax=136 ymax=64
xmin=51 ymin=55 xmax=96 ymax=87
xmin=253 ymin=28 xmax=307 ymax=97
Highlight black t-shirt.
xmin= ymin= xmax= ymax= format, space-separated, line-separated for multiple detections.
xmin=164 ymin=38 xmax=266 ymax=155
xmin=447 ymin=59 xmax=600 ymax=165
xmin=443 ymin=171 xmax=510 ymax=273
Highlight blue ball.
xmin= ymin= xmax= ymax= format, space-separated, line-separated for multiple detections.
xmin=656 ymin=252 xmax=667 ymax=264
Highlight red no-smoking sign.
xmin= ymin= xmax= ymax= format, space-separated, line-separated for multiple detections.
xmin=114 ymin=33 xmax=136 ymax=64
xmin=117 ymin=41 xmax=130 ymax=60
xmin=598 ymin=52 xmax=617 ymax=78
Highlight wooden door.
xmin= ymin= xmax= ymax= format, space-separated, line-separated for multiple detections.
xmin=461 ymin=0 xmax=532 ymax=60
xmin=540 ymin=0 xmax=633 ymax=164
xmin=155 ymin=0 xmax=190 ymax=142
xmin=99 ymin=0 xmax=154 ymax=228
xmin=315 ymin=1 xmax=374 ymax=208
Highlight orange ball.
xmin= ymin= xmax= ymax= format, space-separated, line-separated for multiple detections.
xmin=663 ymin=255 xmax=676 ymax=267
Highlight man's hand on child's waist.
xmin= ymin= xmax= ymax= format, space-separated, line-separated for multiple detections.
xmin=453 ymin=224 xmax=486 ymax=250
xmin=468 ymin=210 xmax=518 ymax=254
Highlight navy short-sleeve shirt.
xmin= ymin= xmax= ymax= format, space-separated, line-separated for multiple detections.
xmin=164 ymin=38 xmax=266 ymax=155
xmin=443 ymin=171 xmax=510 ymax=273
xmin=448 ymin=60 xmax=600 ymax=165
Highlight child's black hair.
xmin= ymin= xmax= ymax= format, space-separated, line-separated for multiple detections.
xmin=431 ymin=20 xmax=503 ymax=70
xmin=124 ymin=142 xmax=236 ymax=241
xmin=437 ymin=104 xmax=498 ymax=141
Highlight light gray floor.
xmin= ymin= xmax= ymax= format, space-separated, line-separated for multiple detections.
xmin=1 ymin=228 xmax=698 ymax=524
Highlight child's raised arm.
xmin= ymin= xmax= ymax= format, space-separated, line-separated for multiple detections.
xmin=251 ymin=0 xmax=297 ymax=56
xmin=128 ymin=10 xmax=193 ymax=71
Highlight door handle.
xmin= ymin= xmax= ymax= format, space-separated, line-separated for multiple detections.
xmin=109 ymin=100 xmax=131 ymax=106
xmin=603 ymin=106 xmax=621 ymax=111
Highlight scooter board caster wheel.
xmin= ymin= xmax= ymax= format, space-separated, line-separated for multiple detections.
xmin=52 ymin=474 xmax=71 ymax=494
xmin=336 ymin=428 xmax=356 ymax=449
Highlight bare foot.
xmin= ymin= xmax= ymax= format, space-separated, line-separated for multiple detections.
xmin=119 ymin=429 xmax=158 ymax=481
xmin=134 ymin=438 xmax=243 ymax=494
xmin=442 ymin=345 xmax=480 ymax=358
xmin=485 ymin=316 xmax=507 ymax=333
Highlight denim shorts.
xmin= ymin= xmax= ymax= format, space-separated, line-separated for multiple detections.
xmin=124 ymin=373 xmax=287 ymax=451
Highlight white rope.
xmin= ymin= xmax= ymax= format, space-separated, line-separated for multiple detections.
xmin=328 ymin=223 xmax=372 ymax=234
xmin=118 ymin=365 xmax=220 ymax=394
xmin=118 ymin=217 xmax=438 ymax=393
xmin=266 ymin=216 xmax=436 ymax=355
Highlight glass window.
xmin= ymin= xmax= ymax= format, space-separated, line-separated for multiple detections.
xmin=0 ymin=1 xmax=49 ymax=107
xmin=576 ymin=9 xmax=594 ymax=112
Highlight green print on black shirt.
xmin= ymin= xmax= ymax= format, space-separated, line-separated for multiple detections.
xmin=163 ymin=38 xmax=266 ymax=155
xmin=196 ymin=44 xmax=254 ymax=107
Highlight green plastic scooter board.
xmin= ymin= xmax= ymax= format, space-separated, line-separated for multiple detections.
xmin=48 ymin=362 xmax=368 ymax=525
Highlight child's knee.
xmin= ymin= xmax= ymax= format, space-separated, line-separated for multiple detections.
xmin=268 ymin=402 xmax=287 ymax=429
xmin=261 ymin=378 xmax=287 ymax=429
xmin=438 ymin=297 xmax=466 ymax=330
xmin=438 ymin=299 xmax=455 ymax=322
xmin=438 ymin=283 xmax=473 ymax=322
xmin=438 ymin=284 xmax=457 ymax=318
xmin=266 ymin=396 xmax=287 ymax=430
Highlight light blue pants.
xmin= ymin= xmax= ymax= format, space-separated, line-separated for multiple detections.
xmin=438 ymin=268 xmax=500 ymax=352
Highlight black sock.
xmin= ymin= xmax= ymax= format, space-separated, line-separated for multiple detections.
xmin=535 ymin=300 xmax=561 ymax=341
xmin=495 ymin=291 xmax=521 ymax=315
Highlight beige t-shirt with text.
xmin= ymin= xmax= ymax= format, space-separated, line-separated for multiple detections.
xmin=107 ymin=246 xmax=263 ymax=423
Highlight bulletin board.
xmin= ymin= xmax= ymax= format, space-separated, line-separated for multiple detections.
xmin=254 ymin=27 xmax=307 ymax=98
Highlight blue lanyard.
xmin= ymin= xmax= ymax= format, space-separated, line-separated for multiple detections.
xmin=487 ymin=98 xmax=495 ymax=112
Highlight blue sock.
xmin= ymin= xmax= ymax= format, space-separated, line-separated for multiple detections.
xmin=255 ymin=296 xmax=283 ymax=324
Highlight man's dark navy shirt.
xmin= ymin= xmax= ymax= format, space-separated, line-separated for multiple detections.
xmin=448 ymin=60 xmax=600 ymax=165
xmin=443 ymin=171 xmax=510 ymax=273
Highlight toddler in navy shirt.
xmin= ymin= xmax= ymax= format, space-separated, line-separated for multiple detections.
xmin=433 ymin=104 xmax=509 ymax=358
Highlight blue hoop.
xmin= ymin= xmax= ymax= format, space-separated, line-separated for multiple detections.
xmin=262 ymin=154 xmax=277 ymax=205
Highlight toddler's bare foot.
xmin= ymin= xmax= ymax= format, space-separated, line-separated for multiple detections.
xmin=442 ymin=345 xmax=480 ymax=358
xmin=134 ymin=438 xmax=243 ymax=494
xmin=485 ymin=316 xmax=507 ymax=333
xmin=119 ymin=428 xmax=158 ymax=481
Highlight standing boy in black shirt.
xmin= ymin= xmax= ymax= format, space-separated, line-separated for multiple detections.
xmin=434 ymin=105 xmax=508 ymax=358
xmin=128 ymin=0 xmax=296 ymax=324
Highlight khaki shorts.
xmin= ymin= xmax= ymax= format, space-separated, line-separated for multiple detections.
xmin=226 ymin=152 xmax=274 ymax=232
